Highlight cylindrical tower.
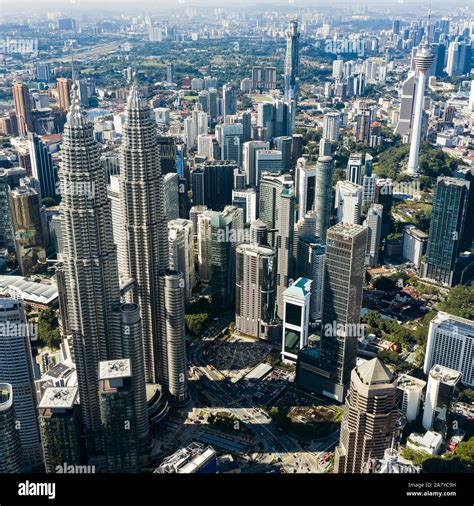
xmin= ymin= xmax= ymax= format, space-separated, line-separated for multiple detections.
xmin=163 ymin=270 xmax=188 ymax=406
xmin=0 ymin=383 xmax=23 ymax=473
xmin=314 ymin=156 xmax=333 ymax=240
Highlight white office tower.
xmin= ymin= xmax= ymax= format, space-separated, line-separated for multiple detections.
xmin=0 ymin=298 xmax=41 ymax=469
xmin=163 ymin=172 xmax=180 ymax=221
xmin=168 ymin=219 xmax=195 ymax=304
xmin=296 ymin=238 xmax=325 ymax=322
xmin=402 ymin=225 xmax=428 ymax=269
xmin=255 ymin=150 xmax=282 ymax=184
xmin=59 ymin=86 xmax=150 ymax=453
xmin=332 ymin=58 xmax=344 ymax=79
xmin=162 ymin=270 xmax=188 ymax=405
xmin=295 ymin=158 xmax=316 ymax=222
xmin=322 ymin=112 xmax=341 ymax=141
xmin=0 ymin=383 xmax=23 ymax=472
xmin=197 ymin=212 xmax=212 ymax=285
xmin=369 ymin=447 xmax=420 ymax=474
xmin=107 ymin=175 xmax=127 ymax=270
xmin=422 ymin=365 xmax=461 ymax=434
xmin=346 ymin=153 xmax=363 ymax=186
xmin=197 ymin=111 xmax=209 ymax=136
xmin=424 ymin=312 xmax=474 ymax=387
xmin=235 ymin=243 xmax=276 ymax=340
xmin=118 ymin=79 xmax=175 ymax=390
xmin=396 ymin=374 xmax=426 ymax=422
xmin=364 ymin=204 xmax=383 ymax=267
xmin=243 ymin=140 xmax=269 ymax=187
xmin=281 ymin=278 xmax=312 ymax=362
xmin=154 ymin=107 xmax=170 ymax=129
xmin=232 ymin=188 xmax=257 ymax=224
xmin=406 ymin=38 xmax=434 ymax=175
xmin=335 ymin=181 xmax=363 ymax=225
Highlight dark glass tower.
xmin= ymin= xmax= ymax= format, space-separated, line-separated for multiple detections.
xmin=423 ymin=177 xmax=470 ymax=287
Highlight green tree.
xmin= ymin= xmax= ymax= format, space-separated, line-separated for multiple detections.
xmin=38 ymin=307 xmax=60 ymax=349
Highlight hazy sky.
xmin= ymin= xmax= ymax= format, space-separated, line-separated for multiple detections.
xmin=0 ymin=0 xmax=472 ymax=16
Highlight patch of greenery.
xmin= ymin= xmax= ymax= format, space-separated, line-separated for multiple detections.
xmin=37 ymin=308 xmax=60 ymax=349
xmin=438 ymin=283 xmax=474 ymax=320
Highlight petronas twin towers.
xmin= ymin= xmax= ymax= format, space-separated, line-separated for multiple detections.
xmin=59 ymin=79 xmax=187 ymax=456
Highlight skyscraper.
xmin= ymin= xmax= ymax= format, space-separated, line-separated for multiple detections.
xmin=28 ymin=133 xmax=59 ymax=200
xmin=0 ymin=298 xmax=42 ymax=469
xmin=168 ymin=219 xmax=195 ymax=304
xmin=162 ymin=270 xmax=188 ymax=405
xmin=424 ymin=312 xmax=474 ymax=388
xmin=0 ymin=169 xmax=14 ymax=252
xmin=406 ymin=36 xmax=434 ymax=175
xmin=0 ymin=383 xmax=23 ymax=473
xmin=191 ymin=161 xmax=235 ymax=211
xmin=318 ymin=223 xmax=368 ymax=401
xmin=334 ymin=358 xmax=398 ymax=473
xmin=281 ymin=278 xmax=312 ymax=362
xmin=365 ymin=204 xmax=383 ymax=267
xmin=56 ymin=78 xmax=73 ymax=111
xmin=295 ymin=159 xmax=316 ymax=222
xmin=242 ymin=141 xmax=269 ymax=187
xmin=314 ymin=156 xmax=333 ymax=240
xmin=322 ymin=112 xmax=341 ymax=142
xmin=9 ymin=185 xmax=47 ymax=276
xmin=423 ymin=177 xmax=470 ymax=287
xmin=38 ymin=387 xmax=84 ymax=473
xmin=99 ymin=359 xmax=139 ymax=473
xmin=422 ymin=364 xmax=461 ymax=436
xmin=296 ymin=237 xmax=326 ymax=322
xmin=259 ymin=174 xmax=295 ymax=318
xmin=59 ymin=83 xmax=149 ymax=451
xmin=118 ymin=78 xmax=170 ymax=387
xmin=235 ymin=243 xmax=276 ymax=340
xmin=13 ymin=83 xmax=33 ymax=136
xmin=284 ymin=19 xmax=300 ymax=102
xmin=335 ymin=180 xmax=363 ymax=225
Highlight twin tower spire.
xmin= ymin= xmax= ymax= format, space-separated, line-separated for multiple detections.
xmin=59 ymin=73 xmax=187 ymax=456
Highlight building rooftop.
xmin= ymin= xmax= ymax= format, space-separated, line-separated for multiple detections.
xmin=0 ymin=276 xmax=58 ymax=305
xmin=39 ymin=387 xmax=78 ymax=410
xmin=396 ymin=374 xmax=426 ymax=391
xmin=284 ymin=277 xmax=312 ymax=299
xmin=431 ymin=311 xmax=474 ymax=335
xmin=328 ymin=222 xmax=365 ymax=238
xmin=429 ymin=364 xmax=462 ymax=386
xmin=357 ymin=358 xmax=393 ymax=385
xmin=99 ymin=359 xmax=131 ymax=380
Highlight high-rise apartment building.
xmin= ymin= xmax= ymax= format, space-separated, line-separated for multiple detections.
xmin=235 ymin=243 xmax=276 ymax=340
xmin=13 ymin=83 xmax=33 ymax=136
xmin=56 ymin=78 xmax=73 ymax=112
